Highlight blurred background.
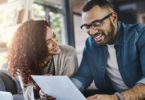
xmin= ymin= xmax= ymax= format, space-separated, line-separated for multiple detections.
xmin=0 ymin=0 xmax=145 ymax=69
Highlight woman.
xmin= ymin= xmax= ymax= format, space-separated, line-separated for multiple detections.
xmin=8 ymin=20 xmax=78 ymax=100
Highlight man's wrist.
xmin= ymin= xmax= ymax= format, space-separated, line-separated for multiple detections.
xmin=114 ymin=92 xmax=123 ymax=100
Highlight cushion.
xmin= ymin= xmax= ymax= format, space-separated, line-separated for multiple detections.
xmin=0 ymin=78 xmax=6 ymax=91
xmin=0 ymin=71 xmax=17 ymax=94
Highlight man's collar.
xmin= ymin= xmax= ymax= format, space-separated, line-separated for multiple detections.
xmin=114 ymin=21 xmax=124 ymax=46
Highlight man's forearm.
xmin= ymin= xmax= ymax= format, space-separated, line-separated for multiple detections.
xmin=121 ymin=84 xmax=145 ymax=100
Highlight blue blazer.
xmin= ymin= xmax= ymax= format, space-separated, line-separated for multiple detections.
xmin=73 ymin=21 xmax=145 ymax=92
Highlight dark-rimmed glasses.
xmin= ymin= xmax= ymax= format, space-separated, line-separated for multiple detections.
xmin=80 ymin=13 xmax=112 ymax=33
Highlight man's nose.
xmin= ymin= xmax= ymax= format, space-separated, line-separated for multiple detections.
xmin=88 ymin=28 xmax=98 ymax=36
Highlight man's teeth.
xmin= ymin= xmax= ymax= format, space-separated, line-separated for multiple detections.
xmin=96 ymin=34 xmax=102 ymax=39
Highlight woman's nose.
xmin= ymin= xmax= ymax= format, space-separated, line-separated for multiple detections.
xmin=51 ymin=39 xmax=58 ymax=46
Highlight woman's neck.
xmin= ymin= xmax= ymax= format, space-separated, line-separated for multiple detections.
xmin=43 ymin=56 xmax=52 ymax=68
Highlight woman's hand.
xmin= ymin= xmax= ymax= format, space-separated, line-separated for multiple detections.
xmin=32 ymin=83 xmax=41 ymax=99
xmin=39 ymin=90 xmax=56 ymax=100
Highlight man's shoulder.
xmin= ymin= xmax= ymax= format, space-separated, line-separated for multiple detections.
xmin=121 ymin=21 xmax=145 ymax=33
xmin=118 ymin=21 xmax=145 ymax=42
xmin=120 ymin=22 xmax=145 ymax=46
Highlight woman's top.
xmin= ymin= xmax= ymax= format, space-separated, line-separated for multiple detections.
xmin=17 ymin=45 xmax=78 ymax=100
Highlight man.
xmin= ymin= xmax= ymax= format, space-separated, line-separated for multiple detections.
xmin=72 ymin=0 xmax=145 ymax=100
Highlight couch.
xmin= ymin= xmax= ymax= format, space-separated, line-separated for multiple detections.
xmin=0 ymin=69 xmax=24 ymax=100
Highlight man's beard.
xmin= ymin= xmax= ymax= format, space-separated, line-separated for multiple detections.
xmin=92 ymin=23 xmax=115 ymax=45
xmin=107 ymin=23 xmax=115 ymax=44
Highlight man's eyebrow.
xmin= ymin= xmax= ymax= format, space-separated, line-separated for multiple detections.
xmin=81 ymin=24 xmax=91 ymax=29
xmin=82 ymin=19 xmax=101 ymax=27
xmin=91 ymin=19 xmax=102 ymax=24
xmin=91 ymin=13 xmax=113 ymax=24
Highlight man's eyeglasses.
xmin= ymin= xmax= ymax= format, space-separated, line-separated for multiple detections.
xmin=80 ymin=13 xmax=112 ymax=33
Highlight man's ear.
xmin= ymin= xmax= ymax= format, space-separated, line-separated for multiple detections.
xmin=110 ymin=12 xmax=118 ymax=23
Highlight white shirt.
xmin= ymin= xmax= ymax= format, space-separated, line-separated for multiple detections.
xmin=106 ymin=45 xmax=128 ymax=91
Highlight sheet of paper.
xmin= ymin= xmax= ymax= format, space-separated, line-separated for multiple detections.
xmin=31 ymin=75 xmax=86 ymax=100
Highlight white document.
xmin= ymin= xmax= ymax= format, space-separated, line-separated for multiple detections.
xmin=31 ymin=75 xmax=86 ymax=100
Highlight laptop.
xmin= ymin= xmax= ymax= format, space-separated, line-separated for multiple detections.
xmin=0 ymin=91 xmax=13 ymax=100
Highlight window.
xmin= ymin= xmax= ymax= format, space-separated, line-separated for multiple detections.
xmin=33 ymin=0 xmax=66 ymax=44
xmin=0 ymin=0 xmax=23 ymax=69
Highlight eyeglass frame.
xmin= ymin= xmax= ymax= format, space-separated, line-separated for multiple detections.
xmin=80 ymin=12 xmax=113 ymax=32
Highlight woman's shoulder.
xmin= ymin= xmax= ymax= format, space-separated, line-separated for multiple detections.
xmin=53 ymin=45 xmax=77 ymax=61
xmin=59 ymin=45 xmax=76 ymax=54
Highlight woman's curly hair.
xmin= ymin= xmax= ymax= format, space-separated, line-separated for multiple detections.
xmin=8 ymin=20 xmax=50 ymax=84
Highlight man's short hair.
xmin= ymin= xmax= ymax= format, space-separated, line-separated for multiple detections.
xmin=83 ymin=0 xmax=114 ymax=12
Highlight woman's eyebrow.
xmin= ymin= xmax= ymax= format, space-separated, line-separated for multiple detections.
xmin=46 ymin=39 xmax=51 ymax=41
xmin=53 ymin=32 xmax=56 ymax=37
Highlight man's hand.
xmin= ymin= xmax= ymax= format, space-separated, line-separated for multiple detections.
xmin=87 ymin=94 xmax=118 ymax=100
